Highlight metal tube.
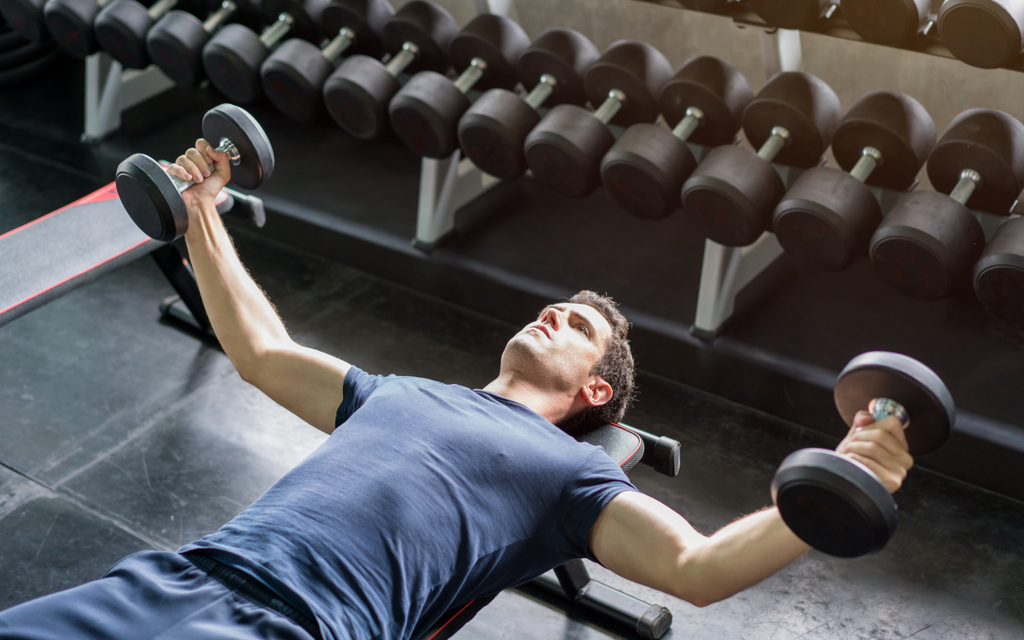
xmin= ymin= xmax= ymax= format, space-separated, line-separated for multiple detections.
xmin=524 ymin=74 xmax=557 ymax=110
xmin=147 ymin=0 xmax=178 ymax=20
xmin=869 ymin=398 xmax=910 ymax=428
xmin=203 ymin=0 xmax=236 ymax=33
xmin=849 ymin=146 xmax=882 ymax=182
xmin=950 ymin=169 xmax=982 ymax=205
xmin=756 ymin=126 xmax=790 ymax=162
xmin=671 ymin=106 xmax=703 ymax=141
xmin=593 ymin=89 xmax=626 ymax=125
xmin=823 ymin=3 xmax=837 ymax=19
xmin=97 ymin=0 xmax=112 ymax=7
xmin=453 ymin=57 xmax=487 ymax=93
xmin=259 ymin=13 xmax=294 ymax=49
xmin=322 ymin=26 xmax=355 ymax=62
xmin=384 ymin=41 xmax=419 ymax=76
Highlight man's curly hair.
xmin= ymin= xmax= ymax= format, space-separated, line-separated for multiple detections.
xmin=556 ymin=291 xmax=636 ymax=434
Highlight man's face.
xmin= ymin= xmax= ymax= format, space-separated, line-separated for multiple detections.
xmin=500 ymin=303 xmax=613 ymax=394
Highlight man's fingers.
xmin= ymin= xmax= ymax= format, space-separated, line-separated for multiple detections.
xmin=185 ymin=148 xmax=211 ymax=178
xmin=847 ymin=427 xmax=914 ymax=465
xmin=845 ymin=452 xmax=906 ymax=493
xmin=167 ymin=163 xmax=192 ymax=182
xmin=852 ymin=410 xmax=874 ymax=428
xmin=843 ymin=439 xmax=913 ymax=476
xmin=176 ymin=155 xmax=202 ymax=183
xmin=872 ymin=414 xmax=910 ymax=450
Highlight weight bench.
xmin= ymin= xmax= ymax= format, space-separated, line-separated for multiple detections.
xmin=0 ymin=178 xmax=264 ymax=332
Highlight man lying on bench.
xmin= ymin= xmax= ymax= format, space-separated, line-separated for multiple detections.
xmin=0 ymin=141 xmax=914 ymax=640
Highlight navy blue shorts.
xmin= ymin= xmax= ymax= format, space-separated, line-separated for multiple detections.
xmin=0 ymin=551 xmax=316 ymax=640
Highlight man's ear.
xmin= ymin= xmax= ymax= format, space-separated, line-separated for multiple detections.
xmin=582 ymin=376 xmax=613 ymax=407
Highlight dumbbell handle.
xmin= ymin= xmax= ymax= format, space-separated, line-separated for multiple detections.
xmin=756 ymin=126 xmax=791 ymax=163
xmin=147 ymin=0 xmax=177 ymax=20
xmin=202 ymin=0 xmax=236 ymax=33
xmin=869 ymin=397 xmax=910 ymax=429
xmin=671 ymin=106 xmax=704 ymax=142
xmin=385 ymin=41 xmax=419 ymax=76
xmin=322 ymin=26 xmax=356 ymax=62
xmin=260 ymin=12 xmax=294 ymax=49
xmin=849 ymin=146 xmax=882 ymax=183
xmin=453 ymin=57 xmax=488 ymax=93
xmin=524 ymin=74 xmax=557 ymax=110
xmin=593 ymin=89 xmax=626 ymax=125
xmin=949 ymin=169 xmax=982 ymax=205
xmin=166 ymin=137 xmax=242 ymax=194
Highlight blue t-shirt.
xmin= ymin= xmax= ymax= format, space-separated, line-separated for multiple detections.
xmin=180 ymin=367 xmax=637 ymax=640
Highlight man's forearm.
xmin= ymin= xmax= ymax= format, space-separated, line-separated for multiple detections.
xmin=680 ymin=507 xmax=809 ymax=606
xmin=182 ymin=200 xmax=290 ymax=374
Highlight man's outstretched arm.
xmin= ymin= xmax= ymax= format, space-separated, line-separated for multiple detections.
xmin=588 ymin=411 xmax=913 ymax=607
xmin=172 ymin=141 xmax=349 ymax=435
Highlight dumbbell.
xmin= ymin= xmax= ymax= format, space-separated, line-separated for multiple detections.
xmin=600 ymin=56 xmax=753 ymax=221
xmin=841 ymin=0 xmax=931 ymax=44
xmin=456 ymin=28 xmax=598 ymax=181
xmin=260 ymin=0 xmax=391 ymax=122
xmin=681 ymin=72 xmax=841 ymax=247
xmin=203 ymin=0 xmax=327 ymax=104
xmin=773 ymin=91 xmax=935 ymax=271
xmin=321 ymin=0 xmax=455 ymax=140
xmin=145 ymin=0 xmax=261 ymax=86
xmin=95 ymin=0 xmax=206 ymax=69
xmin=869 ymin=109 xmax=1024 ymax=299
xmin=773 ymin=351 xmax=953 ymax=558
xmin=42 ymin=0 xmax=114 ymax=58
xmin=974 ymin=200 xmax=1024 ymax=327
xmin=750 ymin=0 xmax=837 ymax=29
xmin=524 ymin=40 xmax=673 ymax=199
xmin=938 ymin=0 xmax=1024 ymax=69
xmin=0 ymin=0 xmax=48 ymax=42
xmin=116 ymin=104 xmax=274 ymax=242
xmin=389 ymin=13 xmax=528 ymax=159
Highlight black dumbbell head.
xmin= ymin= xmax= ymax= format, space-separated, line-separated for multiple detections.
xmin=927 ymin=108 xmax=1024 ymax=214
xmin=524 ymin=103 xmax=617 ymax=198
xmin=380 ymin=0 xmax=455 ymax=75
xmin=682 ymin=144 xmax=787 ymax=246
xmin=772 ymin=447 xmax=898 ymax=557
xmin=43 ymin=0 xmax=103 ymax=57
xmin=458 ymin=88 xmax=540 ymax=180
xmin=974 ymin=216 xmax=1024 ymax=327
xmin=116 ymin=153 xmax=189 ymax=242
xmin=658 ymin=55 xmax=753 ymax=147
xmin=750 ymin=0 xmax=829 ymax=28
xmin=938 ymin=0 xmax=1024 ymax=69
xmin=836 ymin=351 xmax=954 ymax=455
xmin=832 ymin=90 xmax=935 ymax=190
xmin=203 ymin=23 xmax=271 ymax=103
xmin=448 ymin=13 xmax=527 ymax=92
xmin=147 ymin=10 xmax=210 ymax=85
xmin=516 ymin=27 xmax=598 ymax=108
xmin=773 ymin=167 xmax=882 ymax=270
xmin=323 ymin=54 xmax=399 ymax=139
xmin=869 ymin=190 xmax=986 ymax=299
xmin=601 ymin=124 xmax=697 ymax=220
xmin=842 ymin=0 xmax=930 ymax=44
xmin=0 ymin=0 xmax=46 ymax=41
xmin=583 ymin=40 xmax=672 ymax=127
xmin=261 ymin=39 xmax=333 ymax=122
xmin=389 ymin=70 xmax=469 ymax=158
xmin=95 ymin=0 xmax=159 ymax=68
xmin=202 ymin=102 xmax=275 ymax=189
xmin=742 ymin=71 xmax=842 ymax=168
xmin=321 ymin=0 xmax=391 ymax=59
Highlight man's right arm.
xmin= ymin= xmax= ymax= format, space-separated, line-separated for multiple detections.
xmin=174 ymin=141 xmax=350 ymax=435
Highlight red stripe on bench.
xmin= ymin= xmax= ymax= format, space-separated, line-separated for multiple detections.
xmin=610 ymin=422 xmax=644 ymax=469
xmin=424 ymin=600 xmax=476 ymax=640
xmin=0 ymin=182 xmax=120 ymax=242
xmin=0 ymin=238 xmax=151 ymax=318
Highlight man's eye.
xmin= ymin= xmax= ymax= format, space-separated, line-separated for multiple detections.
xmin=577 ymin=325 xmax=589 ymax=336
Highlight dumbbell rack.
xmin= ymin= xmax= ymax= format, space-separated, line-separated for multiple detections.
xmin=83 ymin=52 xmax=175 ymax=141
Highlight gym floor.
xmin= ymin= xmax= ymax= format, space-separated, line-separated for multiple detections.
xmin=2 ymin=58 xmax=1024 ymax=640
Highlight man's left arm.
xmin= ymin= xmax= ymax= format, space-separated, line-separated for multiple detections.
xmin=587 ymin=410 xmax=912 ymax=607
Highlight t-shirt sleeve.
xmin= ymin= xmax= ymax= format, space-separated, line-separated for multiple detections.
xmin=558 ymin=449 xmax=638 ymax=561
xmin=334 ymin=366 xmax=391 ymax=428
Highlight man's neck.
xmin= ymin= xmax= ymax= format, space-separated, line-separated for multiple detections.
xmin=483 ymin=373 xmax=575 ymax=424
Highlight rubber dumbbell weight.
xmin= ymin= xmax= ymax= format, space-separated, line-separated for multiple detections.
xmin=973 ymin=196 xmax=1024 ymax=327
xmin=773 ymin=91 xmax=936 ymax=270
xmin=842 ymin=0 xmax=931 ymax=44
xmin=42 ymin=0 xmax=117 ymax=58
xmin=456 ymin=28 xmax=598 ymax=180
xmin=750 ymin=0 xmax=838 ymax=29
xmin=389 ymin=13 xmax=528 ymax=159
xmin=600 ymin=56 xmax=753 ymax=220
xmin=0 ymin=0 xmax=48 ymax=42
xmin=870 ymin=109 xmax=1024 ymax=299
xmin=681 ymin=72 xmax=841 ymax=247
xmin=203 ymin=0 xmax=327 ymax=104
xmin=321 ymin=1 xmax=455 ymax=140
xmin=524 ymin=40 xmax=673 ymax=199
xmin=773 ymin=351 xmax=954 ymax=558
xmin=145 ymin=0 xmax=261 ymax=86
xmin=95 ymin=0 xmax=207 ymax=68
xmin=938 ymin=0 xmax=1024 ymax=69
xmin=117 ymin=103 xmax=274 ymax=242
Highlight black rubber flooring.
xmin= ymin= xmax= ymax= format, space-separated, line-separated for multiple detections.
xmin=1 ymin=57 xmax=1024 ymax=639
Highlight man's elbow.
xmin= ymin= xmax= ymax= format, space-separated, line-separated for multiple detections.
xmin=671 ymin=552 xmax=730 ymax=608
